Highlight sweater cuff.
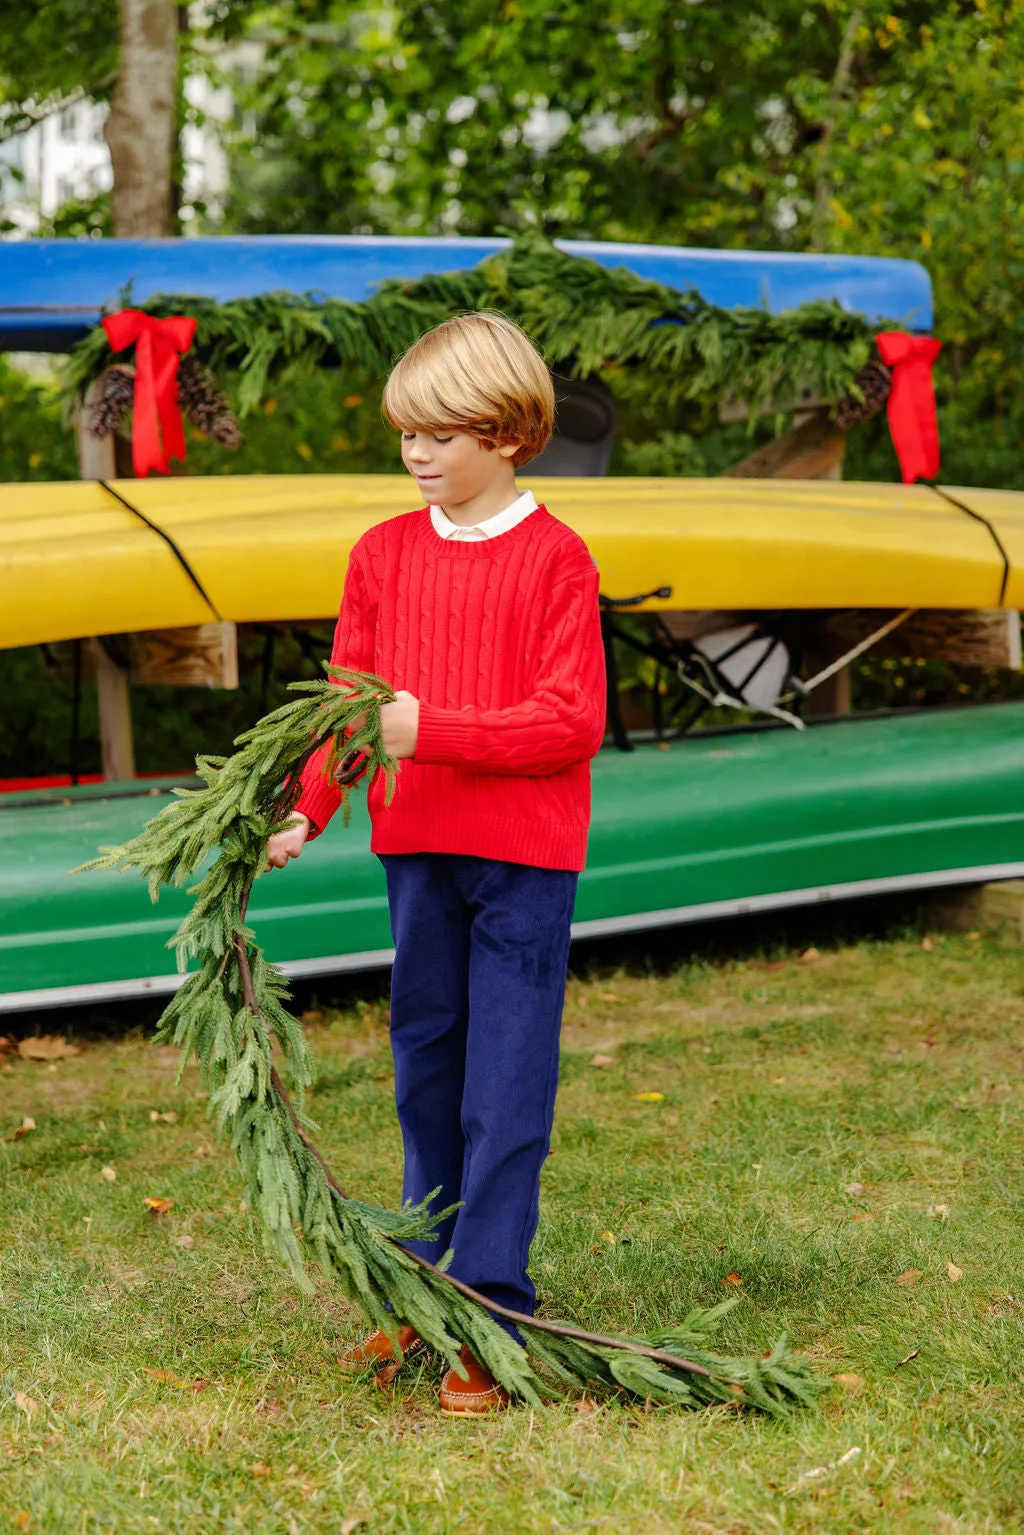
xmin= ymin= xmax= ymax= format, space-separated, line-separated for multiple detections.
xmin=414 ymin=701 xmax=472 ymax=767
xmin=294 ymin=770 xmax=343 ymax=841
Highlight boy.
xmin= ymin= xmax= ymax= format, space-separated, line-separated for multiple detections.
xmin=266 ymin=313 xmax=605 ymax=1414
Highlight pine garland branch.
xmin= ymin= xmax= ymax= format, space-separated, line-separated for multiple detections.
xmin=74 ymin=665 xmax=820 ymax=1415
xmin=64 ymin=236 xmax=890 ymax=426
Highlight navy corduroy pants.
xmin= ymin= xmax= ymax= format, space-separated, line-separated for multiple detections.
xmin=380 ymin=852 xmax=578 ymax=1329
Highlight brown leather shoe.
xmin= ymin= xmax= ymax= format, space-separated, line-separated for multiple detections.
xmin=438 ymin=1345 xmax=510 ymax=1416
xmin=339 ymin=1325 xmax=424 ymax=1382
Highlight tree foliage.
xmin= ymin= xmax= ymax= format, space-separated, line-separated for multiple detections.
xmin=212 ymin=1 xmax=1024 ymax=491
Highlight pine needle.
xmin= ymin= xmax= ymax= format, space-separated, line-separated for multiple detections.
xmin=74 ymin=666 xmax=820 ymax=1414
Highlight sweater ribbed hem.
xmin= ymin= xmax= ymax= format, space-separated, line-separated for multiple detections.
xmin=370 ymin=806 xmax=588 ymax=873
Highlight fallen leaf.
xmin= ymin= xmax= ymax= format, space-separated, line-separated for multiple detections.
xmin=143 ymin=1197 xmax=175 ymax=1216
xmin=601 ymin=1230 xmax=616 ymax=1246
xmin=5 ymin=1116 xmax=36 ymax=1142
xmin=144 ymin=1367 xmax=203 ymax=1391
xmin=927 ymin=1202 xmax=949 ymax=1221
xmin=946 ymin=1262 xmax=964 ymax=1283
xmin=722 ymin=1271 xmax=744 ymax=1288
xmin=764 ymin=961 xmax=786 ymax=971
xmin=845 ymin=1181 xmax=865 ymax=1197
xmin=247 ymin=1462 xmax=271 ymax=1477
xmin=15 ymin=1515 xmax=30 ymax=1528
xmin=595 ymin=992 xmax=620 ymax=1003
xmin=100 ymin=1165 xmax=117 ymax=1182
xmin=632 ymin=1091 xmax=665 ymax=1103
xmin=149 ymin=1110 xmax=178 ymax=1124
xmin=895 ymin=1269 xmax=924 ymax=1286
xmin=896 ymin=1348 xmax=920 ymax=1367
xmin=850 ymin=1212 xmax=875 ymax=1222
xmin=800 ymin=947 xmax=820 ymax=964
xmin=173 ymin=1234 xmax=196 ymax=1251
xmin=14 ymin=1392 xmax=38 ymax=1415
xmin=97 ymin=1120 xmax=107 ymax=1132
xmin=589 ymin=1054 xmax=617 ymax=1068
xmin=771 ymin=1076 xmax=786 ymax=1085
xmin=301 ymin=1010 xmax=322 ymax=1023
xmin=921 ymin=936 xmax=934 ymax=951
xmin=192 ymin=1143 xmax=211 ymax=1157
xmin=16 ymin=1035 xmax=80 ymax=1062
xmin=340 ymin=1520 xmax=365 ymax=1534
xmin=834 ymin=1372 xmax=864 ymax=1394
xmin=965 ymin=930 xmax=981 ymax=940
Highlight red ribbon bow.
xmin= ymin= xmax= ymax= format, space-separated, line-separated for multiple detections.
xmin=101 ymin=309 xmax=197 ymax=477
xmin=875 ymin=331 xmax=942 ymax=485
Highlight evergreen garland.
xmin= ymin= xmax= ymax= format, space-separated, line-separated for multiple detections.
xmin=74 ymin=666 xmax=818 ymax=1415
xmin=65 ymin=236 xmax=889 ymax=425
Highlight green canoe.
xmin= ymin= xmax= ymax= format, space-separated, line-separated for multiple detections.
xmin=3 ymin=702 xmax=1024 ymax=1013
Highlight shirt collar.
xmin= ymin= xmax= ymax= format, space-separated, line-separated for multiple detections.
xmin=429 ymin=489 xmax=538 ymax=540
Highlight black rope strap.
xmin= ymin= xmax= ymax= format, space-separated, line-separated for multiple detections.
xmin=99 ymin=479 xmax=221 ymax=621
xmin=928 ymin=483 xmax=1011 ymax=607
xmin=599 ymin=585 xmax=673 ymax=611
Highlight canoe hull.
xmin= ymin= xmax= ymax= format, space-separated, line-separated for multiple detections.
xmin=4 ymin=703 xmax=1024 ymax=1013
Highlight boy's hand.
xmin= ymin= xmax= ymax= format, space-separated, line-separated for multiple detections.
xmin=266 ymin=813 xmax=310 ymax=870
xmin=380 ymin=691 xmax=420 ymax=759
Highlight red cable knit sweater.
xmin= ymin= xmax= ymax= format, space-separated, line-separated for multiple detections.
xmin=295 ymin=505 xmax=606 ymax=871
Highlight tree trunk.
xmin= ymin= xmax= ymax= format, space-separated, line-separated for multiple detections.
xmin=105 ymin=0 xmax=179 ymax=237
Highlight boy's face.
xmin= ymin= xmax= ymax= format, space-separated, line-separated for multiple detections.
xmin=401 ymin=430 xmax=518 ymax=507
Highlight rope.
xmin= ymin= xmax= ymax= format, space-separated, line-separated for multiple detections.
xmin=799 ymin=608 xmax=916 ymax=695
xmin=98 ymin=479 xmax=221 ymax=621
xmin=599 ymin=585 xmax=673 ymax=611
xmin=927 ymin=484 xmax=1011 ymax=607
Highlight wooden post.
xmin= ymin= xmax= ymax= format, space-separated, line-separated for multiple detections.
xmin=75 ymin=382 xmax=116 ymax=481
xmin=88 ymin=640 xmax=136 ymax=782
xmin=76 ymin=383 xmax=137 ymax=782
xmin=803 ymin=664 xmax=851 ymax=718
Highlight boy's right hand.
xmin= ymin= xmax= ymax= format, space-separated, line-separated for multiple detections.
xmin=266 ymin=813 xmax=310 ymax=870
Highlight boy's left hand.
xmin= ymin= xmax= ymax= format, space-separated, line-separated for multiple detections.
xmin=380 ymin=690 xmax=420 ymax=758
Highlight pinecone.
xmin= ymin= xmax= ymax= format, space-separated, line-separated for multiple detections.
xmin=88 ymin=364 xmax=136 ymax=439
xmin=835 ymin=358 xmax=892 ymax=431
xmin=177 ymin=355 xmax=242 ymax=449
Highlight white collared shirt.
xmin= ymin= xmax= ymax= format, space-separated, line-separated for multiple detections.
xmin=429 ymin=489 xmax=538 ymax=542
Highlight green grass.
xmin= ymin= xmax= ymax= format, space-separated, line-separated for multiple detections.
xmin=2 ymin=928 xmax=1023 ymax=1533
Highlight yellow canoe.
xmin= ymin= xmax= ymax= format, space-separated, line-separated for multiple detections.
xmin=3 ymin=475 xmax=1024 ymax=649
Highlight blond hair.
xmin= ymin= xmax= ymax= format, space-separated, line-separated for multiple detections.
xmin=381 ymin=312 xmax=555 ymax=467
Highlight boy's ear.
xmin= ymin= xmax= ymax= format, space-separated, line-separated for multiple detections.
xmin=496 ymin=442 xmax=521 ymax=460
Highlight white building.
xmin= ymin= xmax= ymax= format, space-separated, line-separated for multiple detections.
xmin=0 ymin=73 xmax=232 ymax=236
xmin=0 ymin=99 xmax=112 ymax=234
